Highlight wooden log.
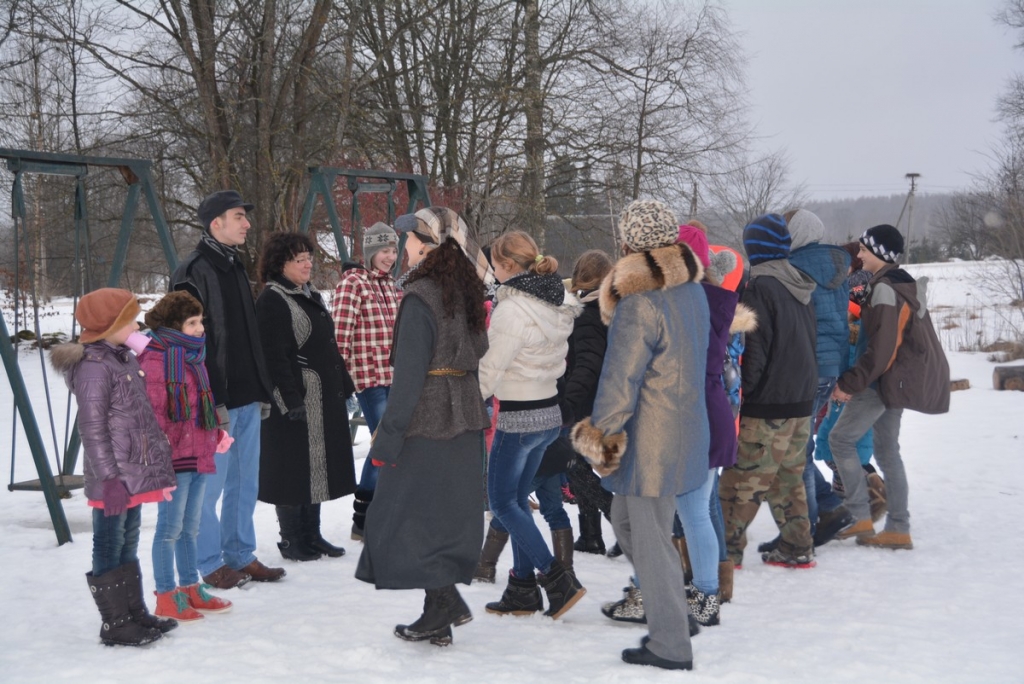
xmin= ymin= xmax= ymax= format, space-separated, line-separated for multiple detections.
xmin=993 ymin=365 xmax=1024 ymax=390
xmin=949 ymin=378 xmax=970 ymax=392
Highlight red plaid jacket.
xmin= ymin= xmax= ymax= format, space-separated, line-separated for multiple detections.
xmin=332 ymin=266 xmax=401 ymax=392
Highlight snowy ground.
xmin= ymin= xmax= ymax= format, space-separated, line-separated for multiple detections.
xmin=2 ymin=264 xmax=1024 ymax=683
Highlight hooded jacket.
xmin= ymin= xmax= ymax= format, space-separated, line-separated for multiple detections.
xmin=51 ymin=342 xmax=176 ymax=502
xmin=560 ymin=291 xmax=607 ymax=423
xmin=571 ymin=243 xmax=710 ymax=498
xmin=478 ymin=276 xmax=580 ymax=402
xmin=789 ymin=243 xmax=852 ymax=377
xmin=740 ymin=269 xmax=818 ymax=418
xmin=837 ymin=265 xmax=950 ymax=414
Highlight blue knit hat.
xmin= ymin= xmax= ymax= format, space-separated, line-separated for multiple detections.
xmin=743 ymin=214 xmax=791 ymax=265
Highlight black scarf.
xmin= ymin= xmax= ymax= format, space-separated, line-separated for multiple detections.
xmin=502 ymin=272 xmax=566 ymax=307
xmin=200 ymin=230 xmax=238 ymax=262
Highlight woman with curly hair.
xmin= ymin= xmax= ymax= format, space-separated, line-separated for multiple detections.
xmin=255 ymin=232 xmax=357 ymax=562
xmin=355 ymin=207 xmax=494 ymax=648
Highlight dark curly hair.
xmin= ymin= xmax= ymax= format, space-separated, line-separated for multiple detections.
xmin=258 ymin=232 xmax=316 ymax=284
xmin=404 ymin=237 xmax=487 ymax=333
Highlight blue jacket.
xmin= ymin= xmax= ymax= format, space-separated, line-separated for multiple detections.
xmin=789 ymin=244 xmax=851 ymax=377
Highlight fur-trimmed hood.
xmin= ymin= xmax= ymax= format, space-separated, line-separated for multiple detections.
xmin=730 ymin=302 xmax=757 ymax=335
xmin=49 ymin=342 xmax=86 ymax=375
xmin=598 ymin=242 xmax=704 ymax=325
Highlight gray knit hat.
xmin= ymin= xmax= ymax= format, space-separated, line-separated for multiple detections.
xmin=619 ymin=199 xmax=679 ymax=252
xmin=363 ymin=222 xmax=398 ymax=268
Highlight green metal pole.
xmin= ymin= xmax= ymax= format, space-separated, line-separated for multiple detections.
xmin=138 ymin=167 xmax=178 ymax=272
xmin=107 ymin=182 xmax=141 ymax=287
xmin=0 ymin=314 xmax=73 ymax=545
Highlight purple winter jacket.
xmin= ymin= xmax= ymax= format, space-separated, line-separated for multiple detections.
xmin=50 ymin=342 xmax=176 ymax=502
xmin=138 ymin=349 xmax=217 ymax=474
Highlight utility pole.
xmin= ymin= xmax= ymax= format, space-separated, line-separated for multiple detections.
xmin=898 ymin=173 xmax=920 ymax=263
xmin=689 ymin=180 xmax=699 ymax=217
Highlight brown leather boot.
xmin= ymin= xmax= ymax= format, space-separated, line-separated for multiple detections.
xmin=238 ymin=558 xmax=286 ymax=582
xmin=718 ymin=560 xmax=734 ymax=603
xmin=474 ymin=526 xmax=509 ymax=583
xmin=550 ymin=528 xmax=575 ymax=575
xmin=201 ymin=565 xmax=251 ymax=590
xmin=671 ymin=536 xmax=693 ymax=584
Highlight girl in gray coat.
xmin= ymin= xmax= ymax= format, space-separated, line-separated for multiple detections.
xmin=50 ymin=288 xmax=177 ymax=647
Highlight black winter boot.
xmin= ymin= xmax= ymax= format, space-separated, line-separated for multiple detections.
xmin=395 ymin=588 xmax=456 ymax=646
xmin=550 ymin=528 xmax=575 ymax=576
xmin=473 ymin=526 xmax=509 ymax=583
xmin=538 ymin=559 xmax=586 ymax=619
xmin=276 ymin=505 xmax=321 ymax=562
xmin=121 ymin=561 xmax=177 ymax=633
xmin=352 ymin=489 xmax=373 ymax=541
xmin=304 ymin=504 xmax=346 ymax=557
xmin=87 ymin=569 xmax=161 ymax=646
xmin=485 ymin=572 xmax=544 ymax=615
xmin=573 ymin=511 xmax=606 ymax=555
xmin=434 ymin=584 xmax=473 ymax=627
xmin=606 ymin=541 xmax=623 ymax=558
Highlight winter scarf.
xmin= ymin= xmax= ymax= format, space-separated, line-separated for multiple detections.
xmin=146 ymin=327 xmax=217 ymax=430
xmin=200 ymin=229 xmax=238 ymax=262
xmin=502 ymin=272 xmax=566 ymax=307
xmin=751 ymin=260 xmax=816 ymax=305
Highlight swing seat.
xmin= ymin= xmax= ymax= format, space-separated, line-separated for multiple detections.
xmin=8 ymin=474 xmax=85 ymax=497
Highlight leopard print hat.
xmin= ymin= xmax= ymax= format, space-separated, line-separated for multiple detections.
xmin=619 ymin=199 xmax=679 ymax=252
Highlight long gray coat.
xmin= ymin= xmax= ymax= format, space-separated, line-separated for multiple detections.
xmin=571 ymin=243 xmax=710 ymax=498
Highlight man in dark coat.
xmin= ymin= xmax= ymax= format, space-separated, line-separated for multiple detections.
xmin=829 ymin=225 xmax=950 ymax=550
xmin=170 ymin=190 xmax=284 ymax=587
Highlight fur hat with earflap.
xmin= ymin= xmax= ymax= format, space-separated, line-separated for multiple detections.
xmin=75 ymin=288 xmax=141 ymax=343
xmin=145 ymin=291 xmax=204 ymax=332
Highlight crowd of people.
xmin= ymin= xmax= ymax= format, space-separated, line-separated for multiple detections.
xmin=51 ymin=189 xmax=950 ymax=671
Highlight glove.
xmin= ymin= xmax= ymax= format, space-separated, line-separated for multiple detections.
xmin=287 ymin=405 xmax=307 ymax=422
xmin=102 ymin=478 xmax=131 ymax=517
xmin=260 ymin=402 xmax=271 ymax=420
xmin=215 ymin=404 xmax=231 ymax=434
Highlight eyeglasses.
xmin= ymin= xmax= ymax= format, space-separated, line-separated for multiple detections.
xmin=289 ymin=255 xmax=313 ymax=264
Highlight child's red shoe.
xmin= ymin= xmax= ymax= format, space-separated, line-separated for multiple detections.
xmin=155 ymin=589 xmax=204 ymax=622
xmin=184 ymin=583 xmax=232 ymax=613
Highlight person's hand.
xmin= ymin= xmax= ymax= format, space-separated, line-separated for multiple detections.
xmin=260 ymin=402 xmax=272 ymax=420
xmin=215 ymin=404 xmax=231 ymax=433
xmin=831 ymin=386 xmax=852 ymax=404
xmin=287 ymin=406 xmax=307 ymax=422
xmin=102 ymin=478 xmax=131 ymax=517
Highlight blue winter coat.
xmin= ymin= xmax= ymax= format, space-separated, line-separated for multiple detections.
xmin=789 ymin=244 xmax=851 ymax=378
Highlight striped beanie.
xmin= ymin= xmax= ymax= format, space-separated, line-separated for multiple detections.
xmin=743 ymin=214 xmax=791 ymax=265
xmin=860 ymin=224 xmax=904 ymax=264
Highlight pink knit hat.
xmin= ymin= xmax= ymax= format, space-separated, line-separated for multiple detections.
xmin=677 ymin=225 xmax=710 ymax=268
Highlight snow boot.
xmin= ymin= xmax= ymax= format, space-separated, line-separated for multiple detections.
xmin=601 ymin=578 xmax=646 ymax=623
xmin=606 ymin=541 xmax=623 ymax=558
xmin=155 ymin=589 xmax=204 ymax=623
xmin=687 ymin=587 xmax=720 ymax=627
xmin=836 ymin=518 xmax=875 ymax=540
xmin=87 ymin=569 xmax=161 ymax=646
xmin=183 ymin=583 xmax=232 ymax=613
xmin=718 ymin=561 xmax=734 ymax=603
xmin=352 ymin=489 xmax=373 ymax=541
xmin=276 ymin=505 xmax=321 ymax=561
xmin=395 ymin=588 xmax=455 ymax=646
xmin=757 ymin=535 xmax=780 ymax=554
xmin=856 ymin=530 xmax=913 ymax=550
xmin=474 ymin=526 xmax=509 ymax=583
xmin=671 ymin=536 xmax=693 ymax=584
xmin=761 ymin=547 xmax=816 ymax=569
xmin=538 ymin=559 xmax=586 ymax=619
xmin=573 ymin=511 xmax=606 ymax=555
xmin=304 ymin=503 xmax=346 ymax=557
xmin=485 ymin=571 xmax=544 ymax=615
xmin=867 ymin=471 xmax=887 ymax=522
xmin=814 ymin=505 xmax=856 ymax=547
xmin=435 ymin=584 xmax=473 ymax=627
xmin=121 ymin=560 xmax=177 ymax=633
xmin=550 ymin=527 xmax=575 ymax=576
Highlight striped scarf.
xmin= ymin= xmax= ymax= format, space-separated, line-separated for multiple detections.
xmin=146 ymin=327 xmax=217 ymax=430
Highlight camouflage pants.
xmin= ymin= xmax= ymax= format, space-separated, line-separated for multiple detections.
xmin=719 ymin=416 xmax=813 ymax=565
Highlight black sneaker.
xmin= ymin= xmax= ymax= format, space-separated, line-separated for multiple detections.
xmin=761 ymin=548 xmax=816 ymax=569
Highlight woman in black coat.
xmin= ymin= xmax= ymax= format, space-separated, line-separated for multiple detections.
xmin=256 ymin=233 xmax=357 ymax=561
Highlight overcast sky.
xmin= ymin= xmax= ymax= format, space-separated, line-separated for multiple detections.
xmin=725 ymin=0 xmax=1019 ymax=200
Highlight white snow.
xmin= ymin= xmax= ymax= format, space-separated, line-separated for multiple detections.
xmin=1 ymin=263 xmax=1023 ymax=683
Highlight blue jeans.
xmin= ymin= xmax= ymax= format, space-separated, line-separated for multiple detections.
xmin=490 ymin=472 xmax=571 ymax=534
xmin=675 ymin=469 xmax=719 ymax=594
xmin=803 ymin=376 xmax=843 ymax=532
xmin=709 ymin=469 xmax=727 ymax=562
xmin=92 ymin=505 xmax=142 ymax=577
xmin=487 ymin=426 xmax=561 ymax=577
xmin=152 ymin=472 xmax=206 ymax=593
xmin=356 ymin=385 xmax=391 ymax=493
xmin=197 ymin=402 xmax=261 ymax=576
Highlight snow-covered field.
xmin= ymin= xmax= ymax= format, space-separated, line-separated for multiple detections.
xmin=1 ymin=263 xmax=1023 ymax=683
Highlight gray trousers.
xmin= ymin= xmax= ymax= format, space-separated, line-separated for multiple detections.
xmin=611 ymin=495 xmax=692 ymax=663
xmin=828 ymin=387 xmax=909 ymax=533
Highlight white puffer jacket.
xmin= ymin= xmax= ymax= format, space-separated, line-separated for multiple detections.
xmin=479 ymin=285 xmax=580 ymax=402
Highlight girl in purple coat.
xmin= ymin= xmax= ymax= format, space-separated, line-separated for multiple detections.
xmin=50 ymin=288 xmax=177 ymax=647
xmin=139 ymin=292 xmax=233 ymax=623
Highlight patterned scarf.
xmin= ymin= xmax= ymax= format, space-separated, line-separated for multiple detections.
xmin=200 ymin=229 xmax=238 ymax=262
xmin=146 ymin=327 xmax=217 ymax=430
